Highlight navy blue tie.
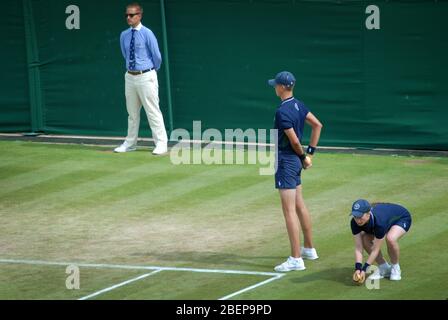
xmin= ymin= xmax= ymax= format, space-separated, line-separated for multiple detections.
xmin=129 ymin=29 xmax=136 ymax=70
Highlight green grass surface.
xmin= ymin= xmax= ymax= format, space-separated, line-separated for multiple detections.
xmin=0 ymin=140 xmax=447 ymax=299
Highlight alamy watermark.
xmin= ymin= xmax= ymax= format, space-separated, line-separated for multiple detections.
xmin=66 ymin=264 xmax=80 ymax=290
xmin=365 ymin=5 xmax=380 ymax=30
xmin=169 ymin=121 xmax=278 ymax=176
xmin=65 ymin=4 xmax=379 ymax=31
xmin=65 ymin=5 xmax=80 ymax=30
xmin=365 ymin=265 xmax=381 ymax=290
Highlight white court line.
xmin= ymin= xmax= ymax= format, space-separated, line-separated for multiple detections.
xmin=78 ymin=269 xmax=163 ymax=300
xmin=3 ymin=133 xmax=448 ymax=157
xmin=0 ymin=258 xmax=282 ymax=277
xmin=219 ymin=275 xmax=284 ymax=300
xmin=0 ymin=258 xmax=285 ymax=300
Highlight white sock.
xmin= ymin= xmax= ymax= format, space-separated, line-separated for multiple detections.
xmin=379 ymin=262 xmax=390 ymax=269
xmin=392 ymin=263 xmax=400 ymax=270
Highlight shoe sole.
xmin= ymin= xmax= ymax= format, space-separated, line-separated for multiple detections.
xmin=301 ymin=248 xmax=318 ymax=260
xmin=302 ymin=255 xmax=319 ymax=260
xmin=114 ymin=148 xmax=136 ymax=153
xmin=368 ymin=271 xmax=392 ymax=280
xmin=274 ymin=266 xmax=306 ymax=272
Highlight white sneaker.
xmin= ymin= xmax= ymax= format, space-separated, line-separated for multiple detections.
xmin=390 ymin=264 xmax=401 ymax=281
xmin=301 ymin=247 xmax=319 ymax=260
xmin=114 ymin=141 xmax=136 ymax=153
xmin=274 ymin=256 xmax=306 ymax=272
xmin=152 ymin=144 xmax=168 ymax=155
xmin=368 ymin=263 xmax=391 ymax=280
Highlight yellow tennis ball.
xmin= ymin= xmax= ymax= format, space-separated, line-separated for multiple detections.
xmin=353 ymin=272 xmax=364 ymax=285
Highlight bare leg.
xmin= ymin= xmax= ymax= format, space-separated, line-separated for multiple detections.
xmin=279 ymin=189 xmax=301 ymax=258
xmin=361 ymin=233 xmax=387 ymax=265
xmin=295 ymin=185 xmax=313 ymax=248
xmin=386 ymin=225 xmax=407 ymax=264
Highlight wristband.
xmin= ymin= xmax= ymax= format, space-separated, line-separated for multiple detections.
xmin=362 ymin=263 xmax=370 ymax=272
xmin=298 ymin=153 xmax=306 ymax=161
xmin=306 ymin=146 xmax=316 ymax=155
xmin=355 ymin=263 xmax=362 ymax=271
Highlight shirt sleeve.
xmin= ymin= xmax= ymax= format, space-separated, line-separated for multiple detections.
xmin=374 ymin=226 xmax=386 ymax=239
xmin=276 ymin=109 xmax=293 ymax=130
xmin=301 ymin=104 xmax=310 ymax=118
xmin=146 ymin=29 xmax=162 ymax=70
xmin=120 ymin=32 xmax=126 ymax=60
xmin=351 ymin=219 xmax=361 ymax=235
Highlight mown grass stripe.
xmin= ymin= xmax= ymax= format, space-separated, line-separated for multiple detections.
xmin=4 ymin=163 xmax=182 ymax=212
xmin=0 ymin=160 xmax=101 ymax=195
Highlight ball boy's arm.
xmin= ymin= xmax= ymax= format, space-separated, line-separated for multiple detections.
xmin=284 ymin=128 xmax=312 ymax=169
xmin=366 ymin=237 xmax=385 ymax=266
xmin=353 ymin=233 xmax=366 ymax=283
xmin=353 ymin=233 xmax=364 ymax=265
xmin=305 ymin=112 xmax=323 ymax=157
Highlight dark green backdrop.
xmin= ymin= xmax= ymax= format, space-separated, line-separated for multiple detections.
xmin=1 ymin=0 xmax=447 ymax=150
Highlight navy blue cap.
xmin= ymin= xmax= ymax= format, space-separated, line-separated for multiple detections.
xmin=268 ymin=71 xmax=296 ymax=88
xmin=350 ymin=199 xmax=371 ymax=218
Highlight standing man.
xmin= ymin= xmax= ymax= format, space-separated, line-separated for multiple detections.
xmin=114 ymin=2 xmax=168 ymax=155
xmin=268 ymin=71 xmax=323 ymax=272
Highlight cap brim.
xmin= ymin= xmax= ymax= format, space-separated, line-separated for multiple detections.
xmin=268 ymin=79 xmax=277 ymax=87
xmin=350 ymin=211 xmax=365 ymax=218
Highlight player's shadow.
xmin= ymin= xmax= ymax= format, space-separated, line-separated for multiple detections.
xmin=132 ymin=250 xmax=284 ymax=270
xmin=290 ymin=267 xmax=355 ymax=287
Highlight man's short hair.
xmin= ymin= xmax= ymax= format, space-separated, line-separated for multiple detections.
xmin=127 ymin=2 xmax=143 ymax=13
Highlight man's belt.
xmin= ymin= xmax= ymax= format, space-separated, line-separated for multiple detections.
xmin=127 ymin=68 xmax=153 ymax=75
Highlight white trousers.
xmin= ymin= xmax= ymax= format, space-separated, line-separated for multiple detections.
xmin=124 ymin=70 xmax=168 ymax=146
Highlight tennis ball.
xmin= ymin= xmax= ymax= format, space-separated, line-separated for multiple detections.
xmin=353 ymin=272 xmax=364 ymax=285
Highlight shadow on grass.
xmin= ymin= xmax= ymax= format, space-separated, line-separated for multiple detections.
xmin=131 ymin=250 xmax=284 ymax=270
xmin=290 ymin=267 xmax=355 ymax=287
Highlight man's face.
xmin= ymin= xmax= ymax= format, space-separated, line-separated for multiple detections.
xmin=354 ymin=212 xmax=371 ymax=226
xmin=274 ymin=84 xmax=283 ymax=97
xmin=125 ymin=6 xmax=141 ymax=27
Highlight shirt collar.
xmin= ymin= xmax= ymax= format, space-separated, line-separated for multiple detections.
xmin=131 ymin=23 xmax=142 ymax=31
xmin=281 ymin=96 xmax=295 ymax=105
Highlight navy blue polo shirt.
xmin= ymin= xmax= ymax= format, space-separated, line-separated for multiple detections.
xmin=351 ymin=203 xmax=412 ymax=239
xmin=274 ymin=97 xmax=310 ymax=157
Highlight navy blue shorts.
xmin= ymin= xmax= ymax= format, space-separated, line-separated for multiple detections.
xmin=275 ymin=156 xmax=302 ymax=189
xmin=393 ymin=214 xmax=412 ymax=232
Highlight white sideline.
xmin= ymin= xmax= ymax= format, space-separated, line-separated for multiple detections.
xmin=0 ymin=258 xmax=285 ymax=300
xmin=78 ymin=270 xmax=163 ymax=300
xmin=0 ymin=258 xmax=281 ymax=277
xmin=219 ymin=275 xmax=283 ymax=300
xmin=3 ymin=133 xmax=448 ymax=157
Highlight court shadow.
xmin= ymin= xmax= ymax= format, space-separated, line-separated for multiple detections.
xmin=290 ymin=267 xmax=355 ymax=287
xmin=131 ymin=250 xmax=283 ymax=270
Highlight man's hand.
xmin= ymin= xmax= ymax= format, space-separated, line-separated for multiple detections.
xmin=353 ymin=270 xmax=366 ymax=285
xmin=302 ymin=155 xmax=313 ymax=170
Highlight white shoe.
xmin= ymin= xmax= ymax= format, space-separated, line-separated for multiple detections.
xmin=301 ymin=247 xmax=319 ymax=260
xmin=368 ymin=264 xmax=391 ymax=280
xmin=390 ymin=264 xmax=401 ymax=281
xmin=114 ymin=141 xmax=136 ymax=153
xmin=274 ymin=256 xmax=306 ymax=272
xmin=152 ymin=144 xmax=168 ymax=155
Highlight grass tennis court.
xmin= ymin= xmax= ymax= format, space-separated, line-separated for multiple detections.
xmin=0 ymin=140 xmax=447 ymax=299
